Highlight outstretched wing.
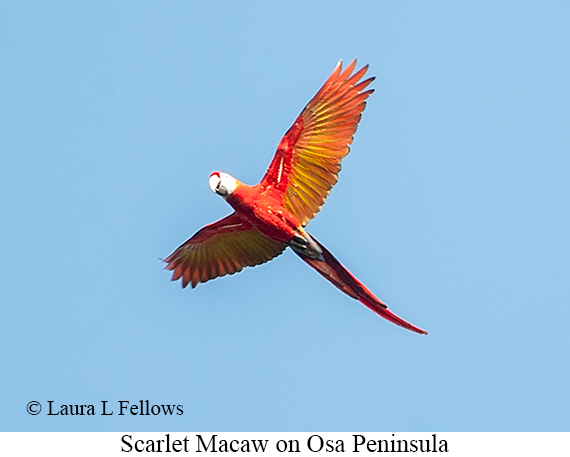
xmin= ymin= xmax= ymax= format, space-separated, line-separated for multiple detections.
xmin=261 ymin=59 xmax=374 ymax=226
xmin=164 ymin=213 xmax=286 ymax=288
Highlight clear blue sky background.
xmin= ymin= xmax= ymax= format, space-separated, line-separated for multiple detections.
xmin=1 ymin=2 xmax=569 ymax=432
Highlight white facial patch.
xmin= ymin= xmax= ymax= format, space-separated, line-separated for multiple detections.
xmin=209 ymin=173 xmax=221 ymax=193
xmin=209 ymin=171 xmax=237 ymax=198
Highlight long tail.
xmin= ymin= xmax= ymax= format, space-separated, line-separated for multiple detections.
xmin=293 ymin=234 xmax=427 ymax=335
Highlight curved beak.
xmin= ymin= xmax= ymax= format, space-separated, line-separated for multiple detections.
xmin=217 ymin=185 xmax=228 ymax=197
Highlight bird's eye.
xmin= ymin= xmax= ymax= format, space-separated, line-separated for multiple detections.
xmin=209 ymin=173 xmax=221 ymax=193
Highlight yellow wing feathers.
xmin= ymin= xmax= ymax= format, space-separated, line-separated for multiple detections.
xmin=164 ymin=214 xmax=286 ymax=288
xmin=264 ymin=60 xmax=374 ymax=226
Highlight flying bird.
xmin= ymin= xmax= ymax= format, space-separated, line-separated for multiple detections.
xmin=165 ymin=60 xmax=427 ymax=335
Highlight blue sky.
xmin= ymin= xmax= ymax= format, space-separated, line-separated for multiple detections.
xmin=1 ymin=1 xmax=569 ymax=431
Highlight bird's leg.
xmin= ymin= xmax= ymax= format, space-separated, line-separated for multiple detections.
xmin=289 ymin=229 xmax=325 ymax=261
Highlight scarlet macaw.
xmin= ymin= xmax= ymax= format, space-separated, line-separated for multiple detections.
xmin=165 ymin=60 xmax=427 ymax=335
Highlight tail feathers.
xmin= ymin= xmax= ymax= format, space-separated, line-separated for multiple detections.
xmin=359 ymin=297 xmax=428 ymax=335
xmin=295 ymin=234 xmax=427 ymax=335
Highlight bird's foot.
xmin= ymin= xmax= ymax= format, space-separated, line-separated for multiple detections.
xmin=289 ymin=231 xmax=325 ymax=261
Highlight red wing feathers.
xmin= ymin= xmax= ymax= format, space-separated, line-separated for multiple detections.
xmin=262 ymin=59 xmax=375 ymax=226
xmin=165 ymin=61 xmax=426 ymax=335
xmin=294 ymin=234 xmax=428 ymax=335
xmin=164 ymin=213 xmax=286 ymax=288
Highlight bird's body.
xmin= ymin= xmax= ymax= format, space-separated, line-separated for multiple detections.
xmin=227 ymin=182 xmax=301 ymax=244
xmin=165 ymin=60 xmax=427 ymax=335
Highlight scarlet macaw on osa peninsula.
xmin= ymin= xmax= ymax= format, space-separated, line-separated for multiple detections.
xmin=165 ymin=60 xmax=427 ymax=335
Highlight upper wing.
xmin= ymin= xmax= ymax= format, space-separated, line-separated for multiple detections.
xmin=164 ymin=213 xmax=286 ymax=288
xmin=261 ymin=59 xmax=374 ymax=226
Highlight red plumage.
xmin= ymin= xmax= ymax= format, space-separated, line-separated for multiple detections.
xmin=165 ymin=60 xmax=427 ymax=335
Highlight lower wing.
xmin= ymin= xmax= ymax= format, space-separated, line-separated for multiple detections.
xmin=164 ymin=213 xmax=287 ymax=288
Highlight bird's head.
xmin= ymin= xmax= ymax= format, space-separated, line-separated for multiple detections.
xmin=209 ymin=171 xmax=237 ymax=199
